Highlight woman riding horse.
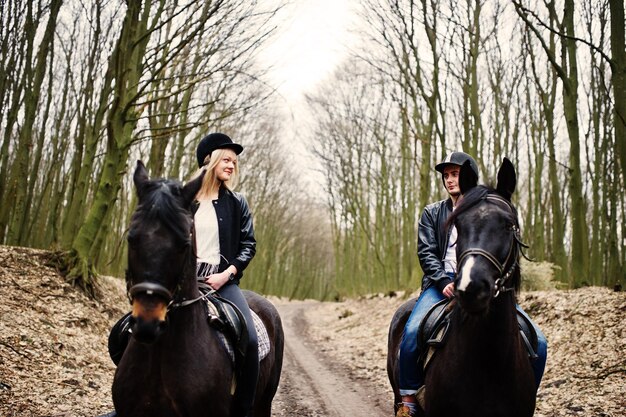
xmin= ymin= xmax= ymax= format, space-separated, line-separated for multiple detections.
xmin=191 ymin=132 xmax=259 ymax=417
xmin=107 ymin=133 xmax=283 ymax=417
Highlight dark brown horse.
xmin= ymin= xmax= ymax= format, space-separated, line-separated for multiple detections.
xmin=112 ymin=161 xmax=283 ymax=417
xmin=388 ymin=158 xmax=536 ymax=417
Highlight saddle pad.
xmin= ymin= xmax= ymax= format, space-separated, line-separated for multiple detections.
xmin=253 ymin=310 xmax=271 ymax=360
xmin=206 ymin=300 xmax=270 ymax=363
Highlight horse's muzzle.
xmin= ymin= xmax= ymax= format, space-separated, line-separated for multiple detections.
xmin=130 ymin=294 xmax=168 ymax=343
xmin=456 ymin=278 xmax=492 ymax=314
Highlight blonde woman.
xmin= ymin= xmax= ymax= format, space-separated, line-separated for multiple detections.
xmin=193 ymin=132 xmax=257 ymax=417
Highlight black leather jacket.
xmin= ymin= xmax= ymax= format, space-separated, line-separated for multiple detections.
xmin=417 ymin=198 xmax=454 ymax=292
xmin=191 ymin=186 xmax=256 ymax=283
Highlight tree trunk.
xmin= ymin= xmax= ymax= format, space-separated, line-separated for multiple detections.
xmin=609 ymin=0 xmax=626 ymax=289
xmin=2 ymin=0 xmax=62 ymax=244
xmin=610 ymin=0 xmax=626 ymax=190
xmin=65 ymin=0 xmax=149 ymax=295
xmin=61 ymin=2 xmax=109 ymax=247
xmin=562 ymin=0 xmax=589 ymax=286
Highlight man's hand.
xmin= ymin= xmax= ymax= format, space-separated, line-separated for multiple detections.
xmin=443 ymin=282 xmax=455 ymax=298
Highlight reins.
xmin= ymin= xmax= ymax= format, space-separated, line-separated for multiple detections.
xmin=165 ymin=221 xmax=217 ymax=310
xmin=127 ymin=276 xmax=217 ymax=312
xmin=168 ymin=282 xmax=217 ymax=310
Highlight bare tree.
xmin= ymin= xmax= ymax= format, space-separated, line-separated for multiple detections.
xmin=0 ymin=0 xmax=63 ymax=244
xmin=513 ymin=0 xmax=590 ymax=285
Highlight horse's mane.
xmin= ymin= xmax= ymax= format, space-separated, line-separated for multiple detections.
xmin=447 ymin=185 xmax=519 ymax=227
xmin=128 ymin=179 xmax=192 ymax=246
xmin=447 ymin=185 xmax=522 ymax=293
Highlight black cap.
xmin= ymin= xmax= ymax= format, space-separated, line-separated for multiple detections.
xmin=196 ymin=133 xmax=243 ymax=168
xmin=435 ymin=151 xmax=479 ymax=179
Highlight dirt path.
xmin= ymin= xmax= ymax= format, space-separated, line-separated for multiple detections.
xmin=271 ymin=301 xmax=390 ymax=417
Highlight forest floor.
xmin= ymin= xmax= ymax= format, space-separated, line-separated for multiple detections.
xmin=0 ymin=245 xmax=624 ymax=416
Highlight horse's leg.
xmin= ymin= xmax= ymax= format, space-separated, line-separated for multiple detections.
xmin=252 ymin=397 xmax=272 ymax=417
xmin=255 ymin=338 xmax=284 ymax=417
xmin=252 ymin=349 xmax=284 ymax=417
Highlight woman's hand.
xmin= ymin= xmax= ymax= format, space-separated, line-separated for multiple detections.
xmin=443 ymin=282 xmax=456 ymax=299
xmin=205 ymin=271 xmax=231 ymax=291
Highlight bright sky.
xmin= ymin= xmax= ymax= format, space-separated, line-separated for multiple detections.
xmin=257 ymin=0 xmax=359 ymax=189
xmin=258 ymin=0 xmax=358 ymax=103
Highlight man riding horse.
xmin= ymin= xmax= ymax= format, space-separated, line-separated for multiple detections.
xmin=395 ymin=152 xmax=548 ymax=417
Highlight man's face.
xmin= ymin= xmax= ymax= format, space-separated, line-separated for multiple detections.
xmin=443 ymin=165 xmax=461 ymax=197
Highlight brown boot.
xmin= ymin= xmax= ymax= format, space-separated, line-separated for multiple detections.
xmin=395 ymin=403 xmax=415 ymax=417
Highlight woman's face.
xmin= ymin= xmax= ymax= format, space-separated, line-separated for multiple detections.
xmin=213 ymin=149 xmax=238 ymax=182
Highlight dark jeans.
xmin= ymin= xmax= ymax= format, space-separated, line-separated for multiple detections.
xmin=398 ymin=285 xmax=547 ymax=394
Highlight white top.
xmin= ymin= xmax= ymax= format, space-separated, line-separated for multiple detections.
xmin=194 ymin=200 xmax=220 ymax=265
xmin=443 ymin=207 xmax=458 ymax=274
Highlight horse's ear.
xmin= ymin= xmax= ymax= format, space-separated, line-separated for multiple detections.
xmin=496 ymin=157 xmax=516 ymax=200
xmin=134 ymin=160 xmax=150 ymax=199
xmin=181 ymin=170 xmax=205 ymax=208
xmin=459 ymin=160 xmax=478 ymax=195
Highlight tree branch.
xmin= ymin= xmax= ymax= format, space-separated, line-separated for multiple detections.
xmin=513 ymin=1 xmax=615 ymax=70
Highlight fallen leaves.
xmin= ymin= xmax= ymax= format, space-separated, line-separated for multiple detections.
xmin=0 ymin=245 xmax=624 ymax=416
xmin=303 ymin=289 xmax=626 ymax=416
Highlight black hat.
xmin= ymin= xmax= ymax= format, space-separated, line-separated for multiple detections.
xmin=196 ymin=133 xmax=243 ymax=168
xmin=435 ymin=151 xmax=479 ymax=179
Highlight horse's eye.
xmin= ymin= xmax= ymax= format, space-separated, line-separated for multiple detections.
xmin=127 ymin=233 xmax=139 ymax=246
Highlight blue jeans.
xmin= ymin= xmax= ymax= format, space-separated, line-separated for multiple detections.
xmin=398 ymin=286 xmax=548 ymax=394
xmin=398 ymin=286 xmax=446 ymax=395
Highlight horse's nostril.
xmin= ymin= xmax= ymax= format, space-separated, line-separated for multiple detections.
xmin=457 ymin=276 xmax=493 ymax=313
xmin=131 ymin=316 xmax=167 ymax=344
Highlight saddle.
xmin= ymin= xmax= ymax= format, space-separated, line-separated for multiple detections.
xmin=201 ymin=290 xmax=271 ymax=396
xmin=418 ymin=299 xmax=454 ymax=368
xmin=417 ymin=299 xmax=539 ymax=369
xmin=107 ymin=290 xmax=271 ymax=370
xmin=203 ymin=290 xmax=249 ymax=358
xmin=517 ymin=310 xmax=539 ymax=360
xmin=200 ymin=287 xmax=271 ymax=365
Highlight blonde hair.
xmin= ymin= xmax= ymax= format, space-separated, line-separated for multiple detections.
xmin=191 ymin=148 xmax=240 ymax=199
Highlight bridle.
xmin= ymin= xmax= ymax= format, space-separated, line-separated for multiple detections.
xmin=129 ymin=281 xmax=174 ymax=302
xmin=127 ymin=269 xmax=217 ymax=313
xmin=127 ymin=217 xmax=215 ymax=313
xmin=456 ymin=194 xmax=530 ymax=298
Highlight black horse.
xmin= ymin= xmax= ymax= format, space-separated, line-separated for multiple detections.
xmin=112 ymin=161 xmax=284 ymax=417
xmin=388 ymin=158 xmax=536 ymax=417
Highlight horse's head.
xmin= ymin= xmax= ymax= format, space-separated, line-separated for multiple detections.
xmin=125 ymin=161 xmax=204 ymax=343
xmin=449 ymin=158 xmax=524 ymax=314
